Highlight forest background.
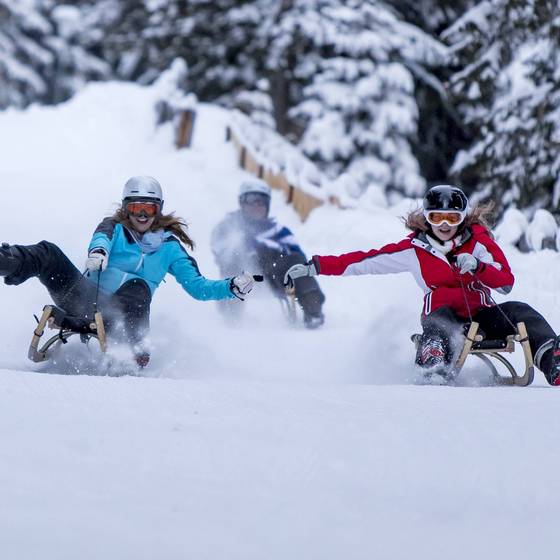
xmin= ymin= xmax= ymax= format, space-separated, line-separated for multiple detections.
xmin=2 ymin=0 xmax=559 ymax=218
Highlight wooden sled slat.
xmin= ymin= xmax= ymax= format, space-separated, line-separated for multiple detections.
xmin=28 ymin=306 xmax=107 ymax=363
xmin=454 ymin=321 xmax=534 ymax=387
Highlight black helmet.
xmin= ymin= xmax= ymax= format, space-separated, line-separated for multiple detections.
xmin=423 ymin=185 xmax=468 ymax=212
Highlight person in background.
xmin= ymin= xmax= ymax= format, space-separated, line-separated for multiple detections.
xmin=0 ymin=176 xmax=255 ymax=367
xmin=211 ymin=179 xmax=325 ymax=328
xmin=285 ymin=184 xmax=560 ymax=385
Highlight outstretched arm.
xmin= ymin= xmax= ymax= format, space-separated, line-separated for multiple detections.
xmin=284 ymin=238 xmax=415 ymax=285
xmin=169 ymin=248 xmax=236 ymax=301
xmin=311 ymin=239 xmax=414 ymax=276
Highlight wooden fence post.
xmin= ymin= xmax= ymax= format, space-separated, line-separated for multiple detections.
xmin=175 ymin=109 xmax=197 ymax=148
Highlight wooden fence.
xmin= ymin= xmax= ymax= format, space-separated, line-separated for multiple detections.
xmin=225 ymin=125 xmax=328 ymax=221
xmin=175 ymin=109 xmax=196 ymax=148
xmin=156 ymin=99 xmax=197 ymax=149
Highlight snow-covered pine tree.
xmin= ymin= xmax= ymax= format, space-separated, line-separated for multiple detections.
xmin=43 ymin=1 xmax=112 ymax=103
xmin=0 ymin=0 xmax=54 ymax=109
xmin=444 ymin=0 xmax=560 ymax=211
xmin=385 ymin=1 xmax=476 ymax=187
xmin=256 ymin=0 xmax=448 ymax=203
xmin=97 ymin=0 xmax=261 ymax=101
xmin=0 ymin=0 xmax=110 ymax=109
xmin=390 ymin=0 xmax=476 ymax=34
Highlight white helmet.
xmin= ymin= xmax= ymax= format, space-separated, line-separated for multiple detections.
xmin=122 ymin=176 xmax=164 ymax=204
xmin=239 ymin=179 xmax=271 ymax=199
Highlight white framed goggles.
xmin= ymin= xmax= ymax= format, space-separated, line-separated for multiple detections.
xmin=424 ymin=210 xmax=466 ymax=227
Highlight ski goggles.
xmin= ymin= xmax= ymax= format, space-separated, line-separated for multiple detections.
xmin=125 ymin=201 xmax=161 ymax=217
xmin=424 ymin=211 xmax=466 ymax=227
xmin=240 ymin=192 xmax=270 ymax=206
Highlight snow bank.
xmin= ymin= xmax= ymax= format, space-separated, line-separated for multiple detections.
xmin=1 ymin=81 xmax=560 ymax=560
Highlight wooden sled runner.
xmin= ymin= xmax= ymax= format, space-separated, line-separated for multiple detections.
xmin=28 ymin=305 xmax=107 ymax=363
xmin=279 ymin=283 xmax=299 ymax=325
xmin=412 ymin=321 xmax=534 ymax=386
xmin=455 ymin=321 xmax=534 ymax=386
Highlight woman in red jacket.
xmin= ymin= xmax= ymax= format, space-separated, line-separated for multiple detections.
xmin=285 ymin=185 xmax=560 ymax=385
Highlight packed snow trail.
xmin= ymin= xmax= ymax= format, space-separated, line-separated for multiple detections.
xmin=0 ymin=82 xmax=559 ymax=559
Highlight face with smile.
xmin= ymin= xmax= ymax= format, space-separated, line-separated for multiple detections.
xmin=124 ymin=200 xmax=161 ymax=233
xmin=431 ymin=222 xmax=459 ymax=242
xmin=129 ymin=213 xmax=156 ymax=233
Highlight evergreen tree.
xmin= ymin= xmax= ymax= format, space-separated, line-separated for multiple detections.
xmin=256 ymin=0 xmax=448 ymax=201
xmin=444 ymin=0 xmax=560 ymax=211
xmin=390 ymin=0 xmax=475 ymax=34
xmin=0 ymin=0 xmax=53 ymax=109
xmin=0 ymin=0 xmax=110 ymax=109
xmin=97 ymin=0 xmax=260 ymax=100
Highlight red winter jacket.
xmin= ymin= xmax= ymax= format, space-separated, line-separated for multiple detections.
xmin=312 ymin=225 xmax=514 ymax=319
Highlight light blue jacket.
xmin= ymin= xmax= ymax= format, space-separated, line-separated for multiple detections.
xmin=87 ymin=218 xmax=234 ymax=300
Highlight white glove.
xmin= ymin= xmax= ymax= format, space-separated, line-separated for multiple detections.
xmin=456 ymin=253 xmax=478 ymax=275
xmin=231 ymin=272 xmax=255 ymax=299
xmin=85 ymin=250 xmax=108 ymax=273
xmin=284 ymin=262 xmax=317 ymax=287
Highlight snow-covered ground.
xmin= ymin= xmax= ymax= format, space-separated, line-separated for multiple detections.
xmin=0 ymin=82 xmax=559 ymax=559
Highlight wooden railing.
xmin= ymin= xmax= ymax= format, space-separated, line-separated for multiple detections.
xmin=175 ymin=109 xmax=196 ymax=148
xmin=156 ymin=100 xmax=197 ymax=149
xmin=226 ymin=122 xmax=338 ymax=221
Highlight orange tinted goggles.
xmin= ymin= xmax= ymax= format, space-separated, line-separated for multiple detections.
xmin=425 ymin=211 xmax=465 ymax=226
xmin=125 ymin=201 xmax=160 ymax=217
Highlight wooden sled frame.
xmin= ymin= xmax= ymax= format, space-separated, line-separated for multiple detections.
xmin=28 ymin=305 xmax=107 ymax=363
xmin=454 ymin=321 xmax=534 ymax=386
xmin=279 ymin=283 xmax=299 ymax=325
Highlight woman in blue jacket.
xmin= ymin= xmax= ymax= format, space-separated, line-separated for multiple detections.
xmin=0 ymin=176 xmax=254 ymax=366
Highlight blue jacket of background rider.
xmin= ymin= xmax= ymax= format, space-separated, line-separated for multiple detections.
xmin=87 ymin=218 xmax=235 ymax=300
xmin=210 ymin=210 xmax=304 ymax=272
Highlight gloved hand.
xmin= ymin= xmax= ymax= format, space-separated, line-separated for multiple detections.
xmin=231 ymin=272 xmax=255 ymax=299
xmin=283 ymin=261 xmax=317 ymax=287
xmin=85 ymin=249 xmax=108 ymax=273
xmin=456 ymin=253 xmax=478 ymax=275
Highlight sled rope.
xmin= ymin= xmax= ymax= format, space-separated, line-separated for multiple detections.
xmin=457 ymin=273 xmax=473 ymax=323
xmin=486 ymin=292 xmax=519 ymax=334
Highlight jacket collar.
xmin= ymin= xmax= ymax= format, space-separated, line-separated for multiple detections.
xmin=411 ymin=227 xmax=473 ymax=263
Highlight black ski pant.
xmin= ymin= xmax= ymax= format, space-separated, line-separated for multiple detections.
xmin=255 ymin=247 xmax=325 ymax=317
xmin=1 ymin=241 xmax=151 ymax=346
xmin=422 ymin=302 xmax=557 ymax=379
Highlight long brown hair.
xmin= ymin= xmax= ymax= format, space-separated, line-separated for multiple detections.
xmin=113 ymin=207 xmax=195 ymax=250
xmin=403 ymin=201 xmax=496 ymax=235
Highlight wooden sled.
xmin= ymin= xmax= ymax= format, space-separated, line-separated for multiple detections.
xmin=28 ymin=305 xmax=107 ymax=363
xmin=455 ymin=321 xmax=534 ymax=386
xmin=412 ymin=321 xmax=534 ymax=386
xmin=279 ymin=283 xmax=299 ymax=325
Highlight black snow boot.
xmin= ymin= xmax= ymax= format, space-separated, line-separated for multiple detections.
xmin=134 ymin=350 xmax=150 ymax=369
xmin=0 ymin=243 xmax=21 ymax=277
xmin=299 ymin=289 xmax=325 ymax=329
xmin=415 ymin=334 xmax=454 ymax=380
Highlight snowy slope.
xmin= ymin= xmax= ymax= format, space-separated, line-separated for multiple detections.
xmin=0 ymin=82 xmax=559 ymax=560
